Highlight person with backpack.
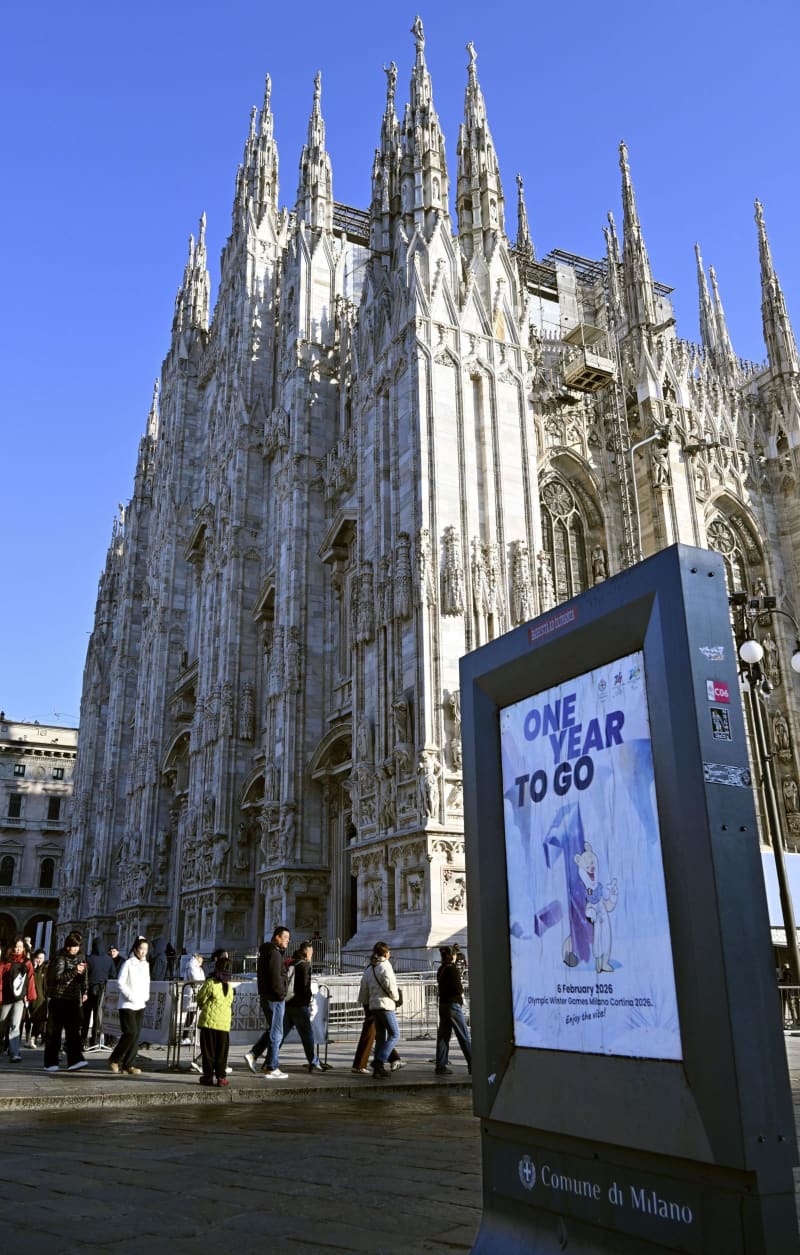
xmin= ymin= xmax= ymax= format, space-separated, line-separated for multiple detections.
xmin=0 ymin=937 xmax=37 ymax=1061
xmin=243 ymin=925 xmax=291 ymax=1079
xmin=82 ymin=938 xmax=117 ymax=1050
xmin=281 ymin=941 xmax=330 ymax=1073
xmin=195 ymin=953 xmax=235 ymax=1087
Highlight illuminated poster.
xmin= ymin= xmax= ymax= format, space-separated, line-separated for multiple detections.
xmin=500 ymin=650 xmax=682 ymax=1060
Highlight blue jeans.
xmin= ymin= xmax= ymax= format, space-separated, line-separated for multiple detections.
xmin=436 ymin=1002 xmax=472 ymax=1070
xmin=0 ymin=999 xmax=24 ymax=1059
xmin=251 ymin=997 xmax=285 ymax=1070
xmin=373 ymin=1008 xmax=399 ymax=1065
xmin=282 ymin=1004 xmax=318 ymax=1066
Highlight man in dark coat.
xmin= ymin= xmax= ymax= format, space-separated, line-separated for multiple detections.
xmin=435 ymin=945 xmax=472 ymax=1076
xmin=82 ymin=939 xmax=117 ymax=1050
xmin=43 ymin=932 xmax=89 ymax=1072
xmin=243 ymin=926 xmax=290 ymax=1078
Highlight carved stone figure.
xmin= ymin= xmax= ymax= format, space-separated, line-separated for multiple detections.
xmin=762 ymin=634 xmax=781 ymax=687
xmin=592 ymin=546 xmax=607 ymax=583
xmin=471 ymin=538 xmax=488 ymax=612
xmin=393 ymin=695 xmax=412 ymax=748
xmin=356 ymin=564 xmax=375 ymax=642
xmin=651 ymin=445 xmax=670 ymax=487
xmin=395 ymin=532 xmax=412 ymax=618
xmin=235 ymin=823 xmax=250 ymax=872
xmin=448 ymin=690 xmax=462 ymax=770
xmin=511 ymin=540 xmax=534 ymax=624
xmin=783 ymin=776 xmax=799 ymax=814
xmin=278 ymin=803 xmax=296 ymax=859
xmin=212 ymin=833 xmax=230 ymax=878
xmin=773 ymin=709 xmax=792 ymax=760
xmin=220 ymin=681 xmax=233 ymax=735
xmin=442 ymin=526 xmax=466 ymax=615
xmin=367 ymin=880 xmax=383 ymax=916
xmin=239 ymin=680 xmax=254 ymax=740
xmin=286 ymin=627 xmax=301 ymax=692
xmin=416 ymin=527 xmax=437 ymax=607
xmin=378 ymin=761 xmax=395 ymax=830
xmin=357 ymin=714 xmax=373 ymax=765
xmin=537 ymin=550 xmax=555 ymax=613
xmin=202 ymin=793 xmax=215 ymax=835
xmin=418 ymin=750 xmax=441 ymax=821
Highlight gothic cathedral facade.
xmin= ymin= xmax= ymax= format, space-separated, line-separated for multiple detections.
xmin=62 ymin=23 xmax=800 ymax=959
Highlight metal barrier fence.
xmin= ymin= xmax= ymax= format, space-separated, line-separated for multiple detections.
xmin=322 ymin=973 xmax=442 ymax=1042
xmin=102 ymin=974 xmax=471 ymax=1069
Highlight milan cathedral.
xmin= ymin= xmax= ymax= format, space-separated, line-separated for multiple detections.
xmin=62 ymin=20 xmax=800 ymax=958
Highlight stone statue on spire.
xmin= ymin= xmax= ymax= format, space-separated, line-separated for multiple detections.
xmin=411 ymin=15 xmax=425 ymax=50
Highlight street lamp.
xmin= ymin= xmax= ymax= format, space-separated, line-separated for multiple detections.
xmin=731 ymin=594 xmax=800 ymax=984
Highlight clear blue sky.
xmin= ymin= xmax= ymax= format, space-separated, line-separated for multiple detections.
xmin=1 ymin=1 xmax=798 ymax=726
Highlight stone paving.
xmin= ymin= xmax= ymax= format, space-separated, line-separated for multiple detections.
xmin=1 ymin=1035 xmax=799 ymax=1252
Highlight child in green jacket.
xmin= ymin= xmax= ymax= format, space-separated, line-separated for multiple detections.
xmin=196 ymin=956 xmax=234 ymax=1086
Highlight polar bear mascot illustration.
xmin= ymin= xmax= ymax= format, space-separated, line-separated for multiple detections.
xmin=574 ymin=842 xmax=618 ymax=973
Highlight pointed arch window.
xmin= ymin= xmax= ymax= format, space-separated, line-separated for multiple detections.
xmin=707 ymin=517 xmax=750 ymax=594
xmin=540 ymin=478 xmax=589 ymax=603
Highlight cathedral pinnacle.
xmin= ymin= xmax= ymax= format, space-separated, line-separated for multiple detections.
xmin=231 ymin=77 xmax=279 ymax=232
xmin=172 ymin=217 xmax=210 ymax=336
xmin=296 ymin=72 xmax=333 ymax=232
xmin=618 ymin=140 xmax=655 ymax=330
xmin=146 ymin=378 xmax=160 ymax=441
xmin=755 ymin=198 xmax=799 ymax=377
xmin=695 ymin=242 xmax=717 ymax=358
xmin=515 ymin=174 xmax=534 ymax=260
xmin=709 ymin=263 xmax=737 ymax=376
xmin=399 ymin=18 xmax=450 ymax=238
xmin=456 ymin=39 xmax=504 ymax=259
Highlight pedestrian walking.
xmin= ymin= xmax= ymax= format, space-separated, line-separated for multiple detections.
xmin=181 ymin=951 xmax=205 ymax=1048
xmin=108 ymin=937 xmax=150 ymax=1076
xmin=82 ymin=939 xmax=117 ymax=1049
xmin=351 ymin=1009 xmax=405 ymax=1074
xmin=196 ymin=954 xmax=235 ymax=1086
xmin=358 ymin=942 xmax=400 ymax=1079
xmin=43 ymin=932 xmax=89 ymax=1072
xmin=244 ymin=926 xmax=291 ymax=1079
xmin=0 ymin=937 xmax=37 ymax=1062
xmin=282 ymin=941 xmax=330 ymax=1072
xmin=23 ymin=949 xmax=48 ymax=1046
xmin=435 ymin=945 xmax=471 ymax=1075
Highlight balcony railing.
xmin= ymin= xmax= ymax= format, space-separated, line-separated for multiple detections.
xmin=0 ymin=885 xmax=59 ymax=898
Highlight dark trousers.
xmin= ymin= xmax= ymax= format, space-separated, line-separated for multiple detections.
xmin=199 ymin=1027 xmax=229 ymax=1081
xmin=109 ymin=1007 xmax=144 ymax=1070
xmin=83 ymin=984 xmax=106 ymax=1046
xmin=352 ymin=1009 xmax=401 ymax=1070
xmin=282 ymin=1003 xmax=318 ymax=1065
xmin=44 ymin=998 xmax=85 ymax=1068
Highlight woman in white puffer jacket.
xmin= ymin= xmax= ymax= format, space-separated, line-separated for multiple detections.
xmin=358 ymin=941 xmax=400 ymax=1078
xmin=108 ymin=937 xmax=150 ymax=1076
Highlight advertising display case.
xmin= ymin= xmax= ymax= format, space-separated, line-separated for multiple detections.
xmin=460 ymin=544 xmax=799 ymax=1254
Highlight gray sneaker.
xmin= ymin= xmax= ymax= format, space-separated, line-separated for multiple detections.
xmin=263 ymin=1068 xmax=288 ymax=1079
xmin=244 ymin=1051 xmax=259 ymax=1075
